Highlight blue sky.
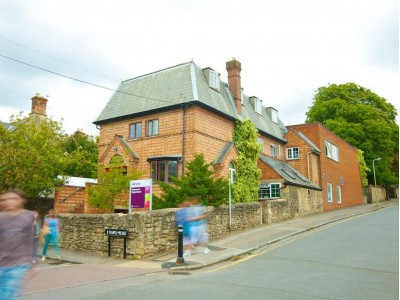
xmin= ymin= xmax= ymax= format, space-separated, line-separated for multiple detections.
xmin=0 ymin=0 xmax=398 ymax=135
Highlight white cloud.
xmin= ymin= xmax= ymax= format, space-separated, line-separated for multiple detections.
xmin=0 ymin=0 xmax=398 ymax=134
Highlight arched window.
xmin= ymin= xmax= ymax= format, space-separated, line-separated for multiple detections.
xmin=107 ymin=155 xmax=127 ymax=175
xmin=110 ymin=154 xmax=124 ymax=164
xmin=229 ymin=161 xmax=236 ymax=185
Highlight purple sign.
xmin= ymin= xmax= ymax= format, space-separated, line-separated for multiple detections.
xmin=129 ymin=179 xmax=152 ymax=212
xmin=130 ymin=186 xmax=145 ymax=208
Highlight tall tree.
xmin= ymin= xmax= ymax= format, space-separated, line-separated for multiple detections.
xmin=306 ymin=83 xmax=398 ymax=185
xmin=0 ymin=113 xmax=66 ymax=197
xmin=153 ymin=153 xmax=228 ymax=209
xmin=232 ymin=119 xmax=261 ymax=203
xmin=63 ymin=130 xmax=98 ymax=178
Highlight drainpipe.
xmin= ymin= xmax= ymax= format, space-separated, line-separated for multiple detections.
xmin=181 ymin=105 xmax=187 ymax=176
xmin=306 ymin=151 xmax=312 ymax=181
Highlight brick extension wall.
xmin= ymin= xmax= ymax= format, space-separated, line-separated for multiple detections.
xmin=287 ymin=123 xmax=364 ymax=211
xmin=54 ymin=186 xmax=85 ymax=213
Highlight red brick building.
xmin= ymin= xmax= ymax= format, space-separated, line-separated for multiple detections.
xmin=71 ymin=58 xmax=361 ymax=213
xmin=93 ymin=59 xmax=306 ymax=200
xmin=286 ymin=123 xmax=364 ymax=211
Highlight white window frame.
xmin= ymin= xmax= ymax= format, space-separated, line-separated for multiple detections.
xmin=271 ymin=109 xmax=278 ymax=123
xmin=327 ymin=183 xmax=333 ymax=202
xmin=255 ymin=99 xmax=262 ymax=114
xmin=271 ymin=144 xmax=280 ymax=157
xmin=209 ymin=70 xmax=220 ymax=90
xmin=286 ymin=147 xmax=300 ymax=160
xmin=325 ymin=140 xmax=339 ymax=162
xmin=336 ymin=186 xmax=342 ymax=203
xmin=257 ymin=137 xmax=265 ymax=153
xmin=258 ymin=183 xmax=281 ymax=199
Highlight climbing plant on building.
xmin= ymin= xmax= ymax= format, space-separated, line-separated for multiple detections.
xmin=232 ymin=119 xmax=261 ymax=203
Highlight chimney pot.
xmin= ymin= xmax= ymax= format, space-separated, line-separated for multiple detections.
xmin=31 ymin=94 xmax=48 ymax=116
xmin=226 ymin=59 xmax=242 ymax=114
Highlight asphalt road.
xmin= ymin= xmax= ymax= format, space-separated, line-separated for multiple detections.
xmin=18 ymin=205 xmax=399 ymax=300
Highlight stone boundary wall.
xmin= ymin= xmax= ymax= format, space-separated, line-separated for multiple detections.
xmin=59 ymin=203 xmax=262 ymax=259
xmin=368 ymin=186 xmax=387 ymax=204
xmin=262 ymin=187 xmax=323 ymax=224
xmin=59 ymin=197 xmax=323 ymax=259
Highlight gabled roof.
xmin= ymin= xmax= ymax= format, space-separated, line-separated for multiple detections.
xmin=94 ymin=61 xmax=286 ymax=142
xmin=214 ymin=141 xmax=236 ymax=165
xmin=289 ymin=128 xmax=321 ymax=153
xmin=259 ymin=155 xmax=321 ymax=190
xmin=99 ymin=134 xmax=138 ymax=163
xmin=116 ymin=135 xmax=139 ymax=159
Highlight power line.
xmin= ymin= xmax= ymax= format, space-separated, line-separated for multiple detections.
xmin=0 ymin=35 xmax=119 ymax=83
xmin=0 ymin=54 xmax=171 ymax=104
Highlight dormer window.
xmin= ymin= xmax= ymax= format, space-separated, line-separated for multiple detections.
xmin=209 ymin=70 xmax=220 ymax=90
xmin=255 ymin=98 xmax=262 ymax=114
xmin=271 ymin=109 xmax=278 ymax=123
xmin=203 ymin=67 xmax=220 ymax=91
xmin=266 ymin=107 xmax=278 ymax=124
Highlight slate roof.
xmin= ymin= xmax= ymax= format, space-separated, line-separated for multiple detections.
xmin=214 ymin=141 xmax=236 ymax=165
xmin=94 ymin=61 xmax=287 ymax=142
xmin=0 ymin=121 xmax=16 ymax=132
xmin=259 ymin=155 xmax=321 ymax=190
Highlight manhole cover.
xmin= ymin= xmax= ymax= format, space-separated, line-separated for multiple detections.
xmin=168 ymin=270 xmax=192 ymax=275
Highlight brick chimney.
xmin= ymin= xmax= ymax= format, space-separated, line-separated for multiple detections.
xmin=31 ymin=93 xmax=48 ymax=116
xmin=226 ymin=58 xmax=242 ymax=114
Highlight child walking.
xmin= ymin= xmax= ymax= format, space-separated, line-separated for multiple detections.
xmin=41 ymin=209 xmax=61 ymax=261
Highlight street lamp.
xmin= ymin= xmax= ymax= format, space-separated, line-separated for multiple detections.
xmin=373 ymin=157 xmax=381 ymax=187
xmin=373 ymin=157 xmax=381 ymax=205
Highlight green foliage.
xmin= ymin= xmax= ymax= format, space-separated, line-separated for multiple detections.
xmin=357 ymin=149 xmax=369 ymax=187
xmin=153 ymin=154 xmax=228 ymax=209
xmin=87 ymin=162 xmax=141 ymax=211
xmin=63 ymin=131 xmax=98 ymax=178
xmin=0 ymin=113 xmax=66 ymax=197
xmin=231 ymin=119 xmax=261 ymax=203
xmin=306 ymin=83 xmax=398 ymax=185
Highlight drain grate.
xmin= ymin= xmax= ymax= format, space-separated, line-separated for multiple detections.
xmin=168 ymin=270 xmax=192 ymax=276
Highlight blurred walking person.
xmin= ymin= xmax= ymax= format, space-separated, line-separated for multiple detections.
xmin=0 ymin=189 xmax=35 ymax=300
xmin=32 ymin=212 xmax=41 ymax=264
xmin=41 ymin=209 xmax=61 ymax=261
xmin=176 ymin=200 xmax=194 ymax=257
xmin=188 ymin=196 xmax=209 ymax=254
